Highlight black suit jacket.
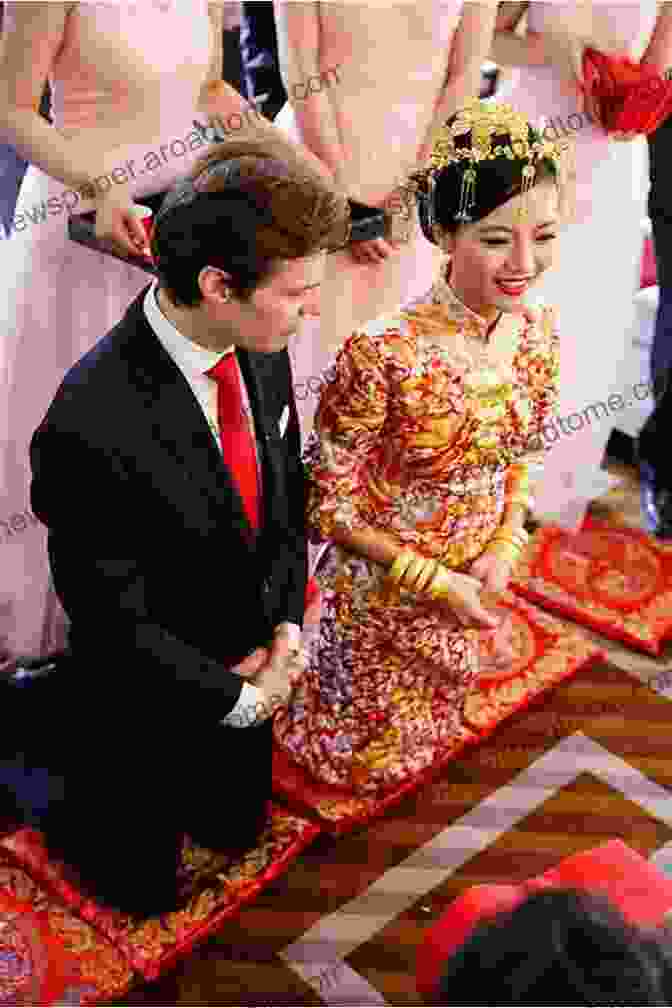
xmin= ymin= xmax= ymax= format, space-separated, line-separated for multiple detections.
xmin=30 ymin=287 xmax=307 ymax=730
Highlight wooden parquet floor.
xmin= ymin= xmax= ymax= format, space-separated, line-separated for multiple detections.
xmin=116 ymin=464 xmax=672 ymax=1006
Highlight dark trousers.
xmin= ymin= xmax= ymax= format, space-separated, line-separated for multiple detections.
xmin=650 ymin=215 xmax=672 ymax=384
xmin=240 ymin=2 xmax=287 ymax=121
xmin=1 ymin=669 xmax=272 ymax=916
xmin=638 ymin=215 xmax=672 ymax=494
xmin=0 ymin=143 xmax=26 ymax=237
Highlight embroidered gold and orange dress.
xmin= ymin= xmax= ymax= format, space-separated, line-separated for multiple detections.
xmin=274 ymin=265 xmax=560 ymax=794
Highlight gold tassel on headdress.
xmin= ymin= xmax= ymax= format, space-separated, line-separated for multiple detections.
xmin=418 ymin=99 xmax=566 ymax=225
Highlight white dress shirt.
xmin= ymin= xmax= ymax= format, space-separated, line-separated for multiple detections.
xmin=143 ymin=281 xmax=265 ymax=727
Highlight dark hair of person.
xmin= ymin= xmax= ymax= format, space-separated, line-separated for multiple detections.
xmin=415 ymin=116 xmax=559 ymax=242
xmin=151 ymin=137 xmax=349 ymax=306
xmin=435 ymin=888 xmax=672 ymax=1006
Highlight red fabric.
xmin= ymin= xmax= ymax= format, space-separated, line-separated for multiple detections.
xmin=416 ymin=885 xmax=524 ymax=998
xmin=0 ymin=807 xmax=321 ymax=982
xmin=512 ymin=518 xmax=672 ymax=657
xmin=641 ymin=236 xmax=657 ymax=289
xmin=0 ymin=867 xmax=133 ymax=1006
xmin=582 ymin=49 xmax=672 ymax=136
xmin=273 ymin=593 xmax=603 ymax=835
xmin=0 ymin=888 xmax=81 ymax=1005
xmin=417 ymin=840 xmax=672 ymax=998
xmin=207 ymin=354 xmax=259 ymax=530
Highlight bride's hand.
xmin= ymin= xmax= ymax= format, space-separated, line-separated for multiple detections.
xmin=94 ymin=185 xmax=150 ymax=259
xmin=469 ymin=551 xmax=514 ymax=596
xmin=430 ymin=570 xmax=498 ymax=630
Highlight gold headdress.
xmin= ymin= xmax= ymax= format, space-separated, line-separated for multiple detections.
xmin=415 ymin=99 xmax=570 ymax=229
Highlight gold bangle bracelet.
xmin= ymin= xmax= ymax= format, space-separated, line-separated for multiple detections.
xmin=498 ymin=524 xmax=529 ymax=544
xmin=414 ymin=558 xmax=440 ymax=593
xmin=404 ymin=555 xmax=430 ymax=591
xmin=491 ymin=536 xmax=523 ymax=552
xmin=506 ymin=494 xmax=530 ymax=510
xmin=487 ymin=544 xmax=520 ymax=564
xmin=389 ymin=549 xmax=415 ymax=585
xmin=427 ymin=563 xmax=456 ymax=601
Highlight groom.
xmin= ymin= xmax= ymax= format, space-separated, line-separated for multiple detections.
xmin=28 ymin=138 xmax=348 ymax=915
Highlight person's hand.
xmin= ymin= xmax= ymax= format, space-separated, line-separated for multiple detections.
xmin=93 ymin=185 xmax=150 ymax=259
xmin=231 ymin=647 xmax=270 ymax=679
xmin=248 ymin=623 xmax=307 ymax=717
xmin=610 ymin=130 xmax=641 ymax=142
xmin=349 ymin=237 xmax=400 ymax=265
xmin=429 ymin=569 xmax=498 ymax=630
xmin=469 ymin=550 xmax=514 ymax=596
xmin=528 ymin=31 xmax=589 ymax=109
xmin=478 ymin=612 xmax=517 ymax=678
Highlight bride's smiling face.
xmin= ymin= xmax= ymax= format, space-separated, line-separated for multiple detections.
xmin=439 ymin=180 xmax=560 ymax=318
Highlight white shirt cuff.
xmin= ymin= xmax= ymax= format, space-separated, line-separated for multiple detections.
xmin=220 ymin=681 xmax=266 ymax=728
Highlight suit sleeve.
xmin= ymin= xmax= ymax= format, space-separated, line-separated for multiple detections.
xmin=30 ymin=423 xmax=245 ymax=724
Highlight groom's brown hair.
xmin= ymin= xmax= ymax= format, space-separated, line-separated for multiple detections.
xmin=152 ymin=135 xmax=349 ymax=305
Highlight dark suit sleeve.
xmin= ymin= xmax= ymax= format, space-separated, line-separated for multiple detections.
xmin=30 ymin=424 xmax=244 ymax=724
xmin=281 ymin=389 xmax=308 ymax=629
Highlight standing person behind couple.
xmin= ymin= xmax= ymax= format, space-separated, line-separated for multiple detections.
xmin=272 ymin=0 xmax=501 ymax=438
xmin=26 ymin=138 xmax=349 ymax=916
xmin=491 ymin=0 xmax=672 ymax=527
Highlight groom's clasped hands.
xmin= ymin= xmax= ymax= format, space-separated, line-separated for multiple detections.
xmin=230 ymin=622 xmax=308 ymax=725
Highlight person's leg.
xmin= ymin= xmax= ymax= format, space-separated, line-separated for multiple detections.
xmin=37 ymin=685 xmax=183 ymax=916
xmin=639 ymin=213 xmax=672 ymax=531
xmin=651 ymin=286 xmax=672 ymax=391
xmin=184 ymin=718 xmax=272 ymax=853
xmin=44 ymin=760 xmax=182 ymax=916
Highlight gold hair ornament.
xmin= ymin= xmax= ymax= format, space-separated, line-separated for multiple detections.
xmin=417 ymin=99 xmax=568 ymax=225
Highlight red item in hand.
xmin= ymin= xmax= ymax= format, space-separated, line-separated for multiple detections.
xmin=582 ymin=48 xmax=672 ymax=136
xmin=304 ymin=576 xmax=320 ymax=611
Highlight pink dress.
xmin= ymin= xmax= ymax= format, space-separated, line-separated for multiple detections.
xmin=497 ymin=2 xmax=657 ymax=527
xmin=273 ymin=2 xmax=463 ymax=437
xmin=0 ymin=1 xmax=218 ymax=661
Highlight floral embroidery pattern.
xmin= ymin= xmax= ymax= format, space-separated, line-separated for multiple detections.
xmin=275 ymin=267 xmax=561 ymax=795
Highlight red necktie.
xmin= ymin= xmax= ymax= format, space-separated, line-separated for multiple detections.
xmin=206 ymin=354 xmax=260 ymax=530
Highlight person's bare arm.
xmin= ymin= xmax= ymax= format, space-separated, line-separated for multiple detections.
xmin=0 ymin=2 xmax=148 ymax=251
xmin=489 ymin=2 xmax=547 ymax=68
xmin=417 ymin=3 xmax=500 ymax=163
xmin=272 ymin=0 xmax=345 ymax=190
xmin=641 ymin=3 xmax=672 ymax=73
xmin=0 ymin=3 xmax=120 ymax=192
xmin=198 ymin=2 xmax=333 ymax=182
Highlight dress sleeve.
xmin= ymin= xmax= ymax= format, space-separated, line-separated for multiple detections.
xmin=304 ymin=328 xmax=389 ymax=538
xmin=519 ymin=303 xmax=560 ymax=469
xmin=504 ymin=305 xmax=560 ymax=506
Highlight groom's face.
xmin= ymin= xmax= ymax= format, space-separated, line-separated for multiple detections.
xmin=230 ymin=254 xmax=325 ymax=353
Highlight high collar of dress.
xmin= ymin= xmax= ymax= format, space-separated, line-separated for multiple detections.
xmin=430 ymin=260 xmax=499 ymax=344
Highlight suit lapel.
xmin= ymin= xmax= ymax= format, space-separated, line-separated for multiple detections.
xmin=119 ymin=293 xmax=254 ymax=542
xmin=237 ymin=349 xmax=289 ymax=534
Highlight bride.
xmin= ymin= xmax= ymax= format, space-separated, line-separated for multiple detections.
xmin=274 ymin=101 xmax=565 ymax=795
